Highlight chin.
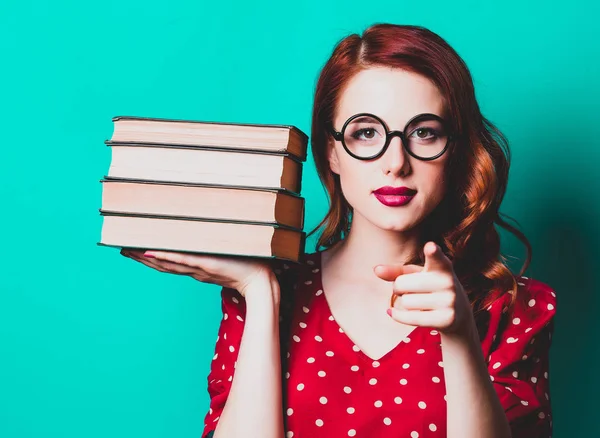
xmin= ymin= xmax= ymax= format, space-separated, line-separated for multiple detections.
xmin=367 ymin=214 xmax=420 ymax=233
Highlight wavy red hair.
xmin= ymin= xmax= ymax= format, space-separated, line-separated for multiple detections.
xmin=308 ymin=23 xmax=531 ymax=316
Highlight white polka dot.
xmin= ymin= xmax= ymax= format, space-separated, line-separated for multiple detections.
xmin=430 ymin=330 xmax=439 ymax=335
xmin=403 ymin=337 xmax=411 ymax=343
xmin=287 ymin=408 xmax=293 ymax=416
xmin=400 ymin=378 xmax=408 ymax=385
xmin=418 ymin=401 xmax=427 ymax=409
xmin=507 ymin=387 xmax=512 ymax=392
xmin=320 ymin=396 xmax=328 ymax=404
xmin=293 ymin=335 xmax=300 ymax=343
xmin=525 ymin=327 xmax=532 ymax=333
xmin=224 ymin=333 xmax=227 ymax=340
xmin=444 ymin=394 xmax=447 ymax=401
xmin=531 ymin=377 xmax=538 ymax=383
xmin=351 ymin=365 xmax=359 ymax=372
xmin=490 ymin=375 xmax=494 ymax=381
xmin=316 ymin=419 xmax=323 ymax=427
xmin=302 ymin=306 xmax=309 ymax=313
xmin=438 ymin=361 xmax=444 ymax=367
xmin=318 ymin=371 xmax=326 ymax=377
xmin=339 ymin=327 xmax=344 ymax=333
xmin=507 ymin=337 xmax=518 ymax=344
xmin=369 ymin=378 xmax=377 ymax=385
xmin=232 ymin=296 xmax=239 ymax=304
xmin=297 ymin=383 xmax=304 ymax=391
xmin=315 ymin=289 xmax=323 ymax=295
xmin=286 ymin=372 xmax=290 ymax=379
xmin=286 ymin=432 xmax=294 ymax=438
xmin=417 ymin=348 xmax=425 ymax=354
xmin=394 ymin=396 xmax=402 ymax=404
xmin=236 ymin=315 xmax=244 ymax=322
xmin=411 ymin=432 xmax=419 ymax=438
xmin=229 ymin=346 xmax=235 ymax=353
xmin=315 ymin=335 xmax=323 ymax=342
xmin=384 ymin=417 xmax=392 ymax=425
xmin=299 ymin=322 xmax=307 ymax=328
xmin=429 ymin=424 xmax=437 ymax=432
xmin=307 ymin=357 xmax=315 ymax=363
xmin=304 ymin=280 xmax=312 ymax=285
xmin=493 ymin=362 xmax=501 ymax=369
xmin=522 ymin=354 xmax=528 ymax=360
xmin=348 ymin=429 xmax=356 ymax=437
xmin=213 ymin=353 xmax=218 ymax=360
xmin=372 ymin=361 xmax=380 ymax=368
xmin=344 ymin=386 xmax=352 ymax=394
xmin=328 ymin=315 xmax=334 ymax=321
xmin=512 ymin=371 xmax=519 ymax=378
xmin=306 ymin=260 xmax=314 ymax=265
xmin=538 ymin=412 xmax=546 ymax=419
xmin=521 ymin=400 xmax=529 ymax=406
xmin=544 ymin=372 xmax=548 ymax=379
xmin=347 ymin=407 xmax=355 ymax=414
xmin=326 ymin=351 xmax=334 ymax=357
xmin=548 ymin=303 xmax=554 ymax=310
xmin=222 ymin=364 xmax=225 ymax=370
xmin=374 ymin=400 xmax=383 ymax=408
xmin=432 ymin=376 xmax=441 ymax=383
xmin=513 ymin=317 xmax=521 ymax=325
xmin=224 ymin=313 xmax=228 ymax=320
xmin=402 ymin=363 xmax=410 ymax=369
xmin=545 ymin=392 xmax=549 ymax=400
xmin=551 ymin=291 xmax=556 ymax=297
xmin=528 ymin=299 xmax=536 ymax=307
xmin=352 ymin=345 xmax=360 ymax=352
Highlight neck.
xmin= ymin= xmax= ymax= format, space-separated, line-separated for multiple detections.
xmin=324 ymin=213 xmax=423 ymax=284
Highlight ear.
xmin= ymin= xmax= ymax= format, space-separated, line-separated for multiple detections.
xmin=327 ymin=139 xmax=341 ymax=175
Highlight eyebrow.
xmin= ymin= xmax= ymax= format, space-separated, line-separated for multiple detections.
xmin=348 ymin=116 xmax=380 ymax=124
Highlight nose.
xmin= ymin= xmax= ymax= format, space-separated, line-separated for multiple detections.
xmin=381 ymin=135 xmax=410 ymax=176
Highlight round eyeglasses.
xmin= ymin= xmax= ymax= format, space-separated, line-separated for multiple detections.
xmin=328 ymin=112 xmax=455 ymax=161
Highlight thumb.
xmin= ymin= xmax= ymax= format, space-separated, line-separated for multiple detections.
xmin=423 ymin=242 xmax=452 ymax=273
xmin=374 ymin=263 xmax=422 ymax=281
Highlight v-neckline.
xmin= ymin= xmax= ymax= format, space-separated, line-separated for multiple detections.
xmin=313 ymin=250 xmax=423 ymax=364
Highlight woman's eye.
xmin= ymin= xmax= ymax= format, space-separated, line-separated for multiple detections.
xmin=411 ymin=128 xmax=437 ymax=140
xmin=353 ymin=127 xmax=379 ymax=140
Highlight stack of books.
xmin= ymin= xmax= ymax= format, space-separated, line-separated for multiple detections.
xmin=98 ymin=116 xmax=308 ymax=262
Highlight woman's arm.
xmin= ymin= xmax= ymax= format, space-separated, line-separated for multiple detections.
xmin=213 ymin=271 xmax=284 ymax=438
xmin=442 ymin=322 xmax=512 ymax=438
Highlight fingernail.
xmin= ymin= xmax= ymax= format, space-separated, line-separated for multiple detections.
xmin=386 ymin=308 xmax=392 ymax=317
xmin=144 ymin=253 xmax=155 ymax=258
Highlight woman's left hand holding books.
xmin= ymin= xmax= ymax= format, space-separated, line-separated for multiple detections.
xmin=120 ymin=248 xmax=274 ymax=298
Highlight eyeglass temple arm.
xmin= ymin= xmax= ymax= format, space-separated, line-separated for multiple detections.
xmin=327 ymin=123 xmax=344 ymax=141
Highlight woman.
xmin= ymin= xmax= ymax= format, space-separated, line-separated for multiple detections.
xmin=122 ymin=24 xmax=556 ymax=438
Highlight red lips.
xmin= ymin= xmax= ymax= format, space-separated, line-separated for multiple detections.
xmin=373 ymin=186 xmax=417 ymax=196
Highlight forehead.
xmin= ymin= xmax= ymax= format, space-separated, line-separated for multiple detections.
xmin=335 ymin=67 xmax=445 ymax=127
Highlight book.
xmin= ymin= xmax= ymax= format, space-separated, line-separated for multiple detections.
xmin=100 ymin=179 xmax=305 ymax=230
xmin=106 ymin=143 xmax=303 ymax=194
xmin=99 ymin=212 xmax=305 ymax=262
xmin=108 ymin=115 xmax=308 ymax=162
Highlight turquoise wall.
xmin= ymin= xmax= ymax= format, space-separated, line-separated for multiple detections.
xmin=1 ymin=1 xmax=598 ymax=437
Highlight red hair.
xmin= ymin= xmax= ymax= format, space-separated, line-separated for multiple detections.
xmin=308 ymin=23 xmax=531 ymax=315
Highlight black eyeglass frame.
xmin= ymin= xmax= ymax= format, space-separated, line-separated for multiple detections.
xmin=327 ymin=112 xmax=456 ymax=161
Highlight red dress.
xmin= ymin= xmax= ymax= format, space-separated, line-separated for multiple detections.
xmin=202 ymin=251 xmax=556 ymax=438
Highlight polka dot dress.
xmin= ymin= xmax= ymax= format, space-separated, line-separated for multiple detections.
xmin=202 ymin=251 xmax=556 ymax=438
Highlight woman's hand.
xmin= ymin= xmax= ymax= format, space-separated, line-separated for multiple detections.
xmin=374 ymin=241 xmax=475 ymax=337
xmin=120 ymin=248 xmax=274 ymax=298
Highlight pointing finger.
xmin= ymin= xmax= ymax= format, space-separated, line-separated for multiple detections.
xmin=423 ymin=242 xmax=453 ymax=273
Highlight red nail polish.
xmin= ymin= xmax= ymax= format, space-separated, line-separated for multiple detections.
xmin=144 ymin=253 xmax=155 ymax=258
xmin=386 ymin=308 xmax=392 ymax=317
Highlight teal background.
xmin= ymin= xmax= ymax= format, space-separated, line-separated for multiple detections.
xmin=0 ymin=1 xmax=598 ymax=437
